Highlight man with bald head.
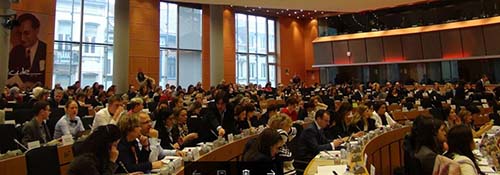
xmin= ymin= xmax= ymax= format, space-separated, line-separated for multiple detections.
xmin=8 ymin=13 xmax=47 ymax=84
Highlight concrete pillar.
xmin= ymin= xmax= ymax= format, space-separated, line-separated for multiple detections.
xmin=112 ymin=0 xmax=129 ymax=94
xmin=0 ymin=1 xmax=12 ymax=90
xmin=209 ymin=5 xmax=224 ymax=86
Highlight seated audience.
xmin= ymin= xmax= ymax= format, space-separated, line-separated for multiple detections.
xmin=22 ymin=101 xmax=53 ymax=145
xmin=413 ymin=116 xmax=447 ymax=175
xmin=268 ymin=113 xmax=297 ymax=175
xmin=67 ymin=125 xmax=121 ymax=175
xmin=371 ymin=102 xmax=396 ymax=127
xmin=445 ymin=125 xmax=482 ymax=175
xmin=280 ymin=97 xmax=299 ymax=121
xmin=53 ymin=100 xmax=85 ymax=139
xmin=92 ymin=95 xmax=124 ymax=131
xmin=243 ymin=128 xmax=285 ymax=175
xmin=348 ymin=104 xmax=376 ymax=134
xmin=115 ymin=113 xmax=164 ymax=173
xmin=297 ymin=110 xmax=343 ymax=161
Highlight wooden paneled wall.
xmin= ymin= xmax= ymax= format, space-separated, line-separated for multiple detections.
xmin=313 ymin=22 xmax=500 ymax=66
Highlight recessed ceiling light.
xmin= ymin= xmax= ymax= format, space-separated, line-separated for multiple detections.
xmin=286 ymin=9 xmax=289 ymax=11
xmin=252 ymin=9 xmax=255 ymax=11
xmin=297 ymin=16 xmax=300 ymax=19
xmin=230 ymin=5 xmax=233 ymax=7
xmin=321 ymin=12 xmax=324 ymax=14
xmin=300 ymin=9 xmax=303 ymax=12
xmin=288 ymin=14 xmax=291 ymax=16
xmin=310 ymin=17 xmax=313 ymax=19
xmin=302 ymin=15 xmax=305 ymax=17
xmin=294 ymin=11 xmax=297 ymax=14
xmin=314 ymin=10 xmax=317 ymax=12
xmin=258 ymin=7 xmax=262 ymax=9
xmin=325 ymin=17 xmax=328 ymax=19
xmin=276 ymin=12 xmax=279 ymax=14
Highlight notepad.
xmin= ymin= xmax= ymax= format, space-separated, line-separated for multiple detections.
xmin=317 ymin=165 xmax=346 ymax=175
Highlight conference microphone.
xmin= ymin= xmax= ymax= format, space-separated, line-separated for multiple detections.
xmin=13 ymin=139 xmax=28 ymax=151
xmin=118 ymin=161 xmax=130 ymax=174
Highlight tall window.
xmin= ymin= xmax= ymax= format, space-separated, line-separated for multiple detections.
xmin=159 ymin=2 xmax=202 ymax=88
xmin=54 ymin=0 xmax=114 ymax=88
xmin=236 ymin=13 xmax=277 ymax=86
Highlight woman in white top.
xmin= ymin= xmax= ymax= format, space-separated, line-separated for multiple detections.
xmin=371 ymin=102 xmax=396 ymax=128
xmin=445 ymin=125 xmax=481 ymax=175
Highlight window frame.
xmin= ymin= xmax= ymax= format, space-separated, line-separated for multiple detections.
xmin=235 ymin=13 xmax=277 ymax=87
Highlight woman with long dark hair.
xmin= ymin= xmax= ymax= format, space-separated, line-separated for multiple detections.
xmin=243 ymin=128 xmax=284 ymax=174
xmin=414 ymin=117 xmax=447 ymax=175
xmin=68 ymin=124 xmax=121 ymax=175
xmin=325 ymin=102 xmax=352 ymax=140
xmin=445 ymin=125 xmax=482 ymax=175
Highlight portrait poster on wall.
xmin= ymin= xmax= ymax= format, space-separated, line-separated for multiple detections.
xmin=7 ymin=12 xmax=50 ymax=89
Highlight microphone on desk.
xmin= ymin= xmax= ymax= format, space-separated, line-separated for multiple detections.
xmin=13 ymin=139 xmax=28 ymax=151
xmin=118 ymin=161 xmax=130 ymax=174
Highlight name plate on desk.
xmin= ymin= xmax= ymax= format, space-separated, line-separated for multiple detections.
xmin=482 ymin=104 xmax=489 ymax=109
xmin=4 ymin=108 xmax=13 ymax=112
xmin=415 ymin=100 xmax=421 ymax=105
xmin=62 ymin=135 xmax=74 ymax=145
xmin=4 ymin=120 xmax=15 ymax=125
xmin=7 ymin=101 xmax=16 ymax=104
xmin=481 ymin=99 xmax=487 ymax=103
xmin=418 ymin=106 xmax=424 ymax=111
xmin=27 ymin=141 xmax=40 ymax=150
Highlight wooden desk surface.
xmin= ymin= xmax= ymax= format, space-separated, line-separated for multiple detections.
xmin=304 ymin=126 xmax=411 ymax=175
xmin=174 ymin=134 xmax=258 ymax=175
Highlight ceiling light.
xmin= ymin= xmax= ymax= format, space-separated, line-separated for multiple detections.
xmin=300 ymin=9 xmax=303 ymax=12
xmin=288 ymin=14 xmax=291 ymax=16
xmin=294 ymin=11 xmax=297 ymax=14
xmin=314 ymin=10 xmax=317 ymax=12
xmin=258 ymin=7 xmax=262 ymax=9
xmin=325 ymin=17 xmax=328 ymax=19
xmin=276 ymin=12 xmax=279 ymax=14
xmin=266 ymin=10 xmax=270 ymax=12
xmin=252 ymin=9 xmax=255 ymax=11
xmin=310 ymin=17 xmax=313 ymax=19
xmin=302 ymin=15 xmax=305 ymax=17
xmin=297 ymin=16 xmax=300 ymax=19
xmin=230 ymin=5 xmax=233 ymax=7
xmin=286 ymin=9 xmax=289 ymax=11
xmin=321 ymin=12 xmax=324 ymax=14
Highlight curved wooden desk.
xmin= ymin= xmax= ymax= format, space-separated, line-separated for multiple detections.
xmin=304 ymin=126 xmax=411 ymax=175
xmin=174 ymin=134 xmax=258 ymax=175
xmin=0 ymin=144 xmax=74 ymax=175
xmin=362 ymin=126 xmax=411 ymax=175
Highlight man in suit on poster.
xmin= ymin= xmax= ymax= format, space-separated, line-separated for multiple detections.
xmin=8 ymin=13 xmax=47 ymax=85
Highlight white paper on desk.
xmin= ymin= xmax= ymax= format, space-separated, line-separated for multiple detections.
xmin=478 ymin=157 xmax=489 ymax=166
xmin=62 ymin=135 xmax=74 ymax=145
xmin=479 ymin=165 xmax=495 ymax=173
xmin=317 ymin=165 xmax=346 ymax=175
xmin=27 ymin=141 xmax=40 ymax=150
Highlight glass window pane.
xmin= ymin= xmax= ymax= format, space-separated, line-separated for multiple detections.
xmin=80 ymin=44 xmax=113 ymax=87
xmin=269 ymin=64 xmax=276 ymax=87
xmin=257 ymin=55 xmax=267 ymax=86
xmin=268 ymin=20 xmax=275 ymax=53
xmin=179 ymin=6 xmax=202 ymax=50
xmin=160 ymin=49 xmax=177 ymax=87
xmin=160 ymin=2 xmax=177 ymax=48
xmin=268 ymin=55 xmax=276 ymax=63
xmin=236 ymin=13 xmax=247 ymax=52
xmin=237 ymin=54 xmax=248 ymax=85
xmin=83 ymin=0 xmax=114 ymax=44
xmin=55 ymin=0 xmax=82 ymax=42
xmin=248 ymin=15 xmax=257 ymax=53
xmin=53 ymin=42 xmax=80 ymax=88
xmin=249 ymin=55 xmax=257 ymax=84
xmin=179 ymin=50 xmax=202 ymax=87
xmin=256 ymin=17 xmax=267 ymax=54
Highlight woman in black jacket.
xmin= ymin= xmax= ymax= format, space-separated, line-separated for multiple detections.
xmin=243 ymin=128 xmax=285 ymax=175
xmin=67 ymin=124 xmax=121 ymax=175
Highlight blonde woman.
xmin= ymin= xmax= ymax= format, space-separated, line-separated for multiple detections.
xmin=267 ymin=113 xmax=297 ymax=175
xmin=348 ymin=104 xmax=376 ymax=136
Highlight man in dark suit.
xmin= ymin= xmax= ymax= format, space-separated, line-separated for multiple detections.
xmin=205 ymin=91 xmax=236 ymax=141
xmin=21 ymin=101 xmax=52 ymax=146
xmin=8 ymin=13 xmax=47 ymax=84
xmin=475 ymin=74 xmax=488 ymax=93
xmin=297 ymin=110 xmax=343 ymax=161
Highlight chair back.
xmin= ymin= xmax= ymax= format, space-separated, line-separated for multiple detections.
xmin=25 ymin=145 xmax=61 ymax=175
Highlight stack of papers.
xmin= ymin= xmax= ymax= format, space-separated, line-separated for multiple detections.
xmin=315 ymin=165 xmax=346 ymax=175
